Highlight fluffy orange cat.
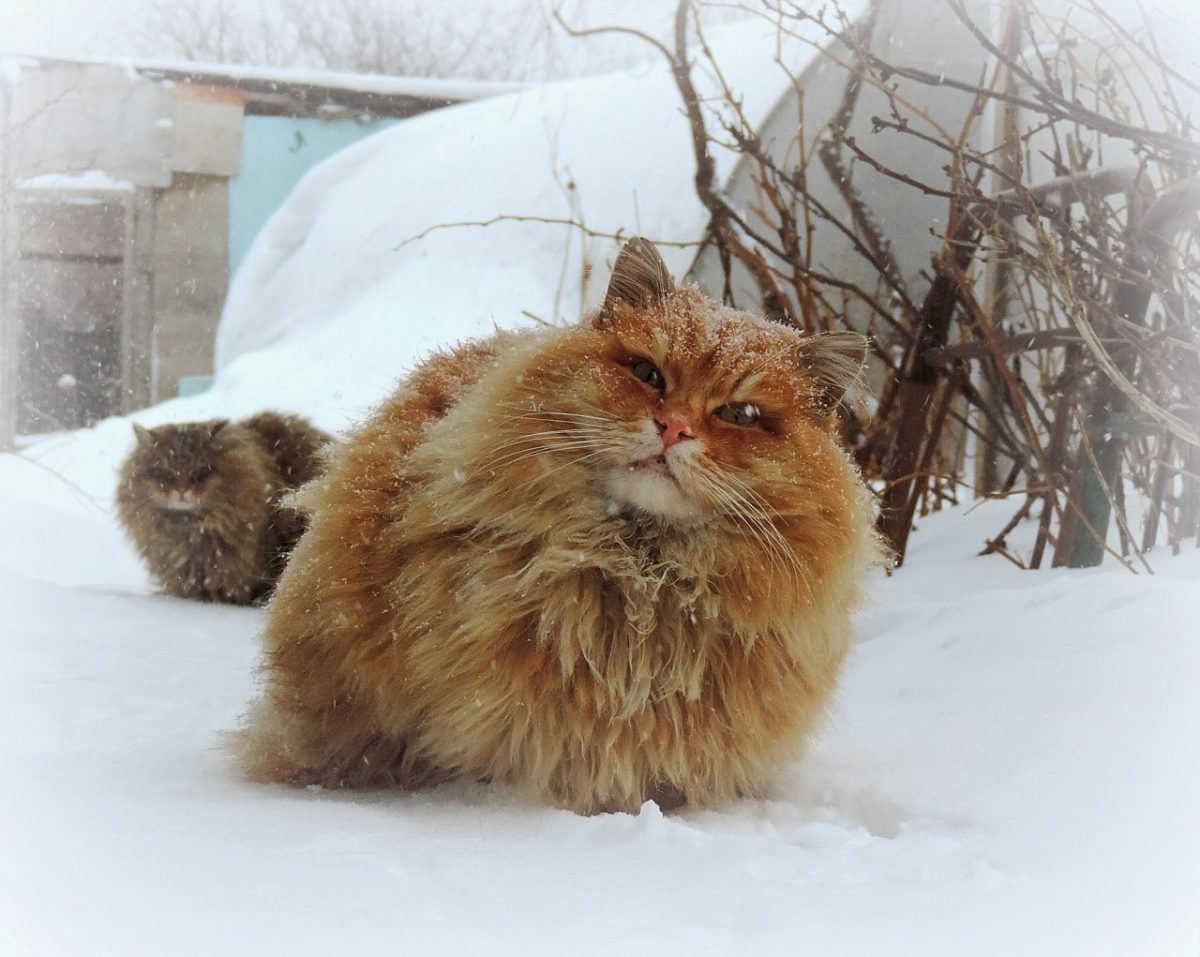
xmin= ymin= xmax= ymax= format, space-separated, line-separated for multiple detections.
xmin=234 ymin=238 xmax=885 ymax=813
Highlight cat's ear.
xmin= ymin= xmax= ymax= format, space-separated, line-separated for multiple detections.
xmin=797 ymin=331 xmax=870 ymax=406
xmin=132 ymin=423 xmax=155 ymax=448
xmin=596 ymin=237 xmax=675 ymax=327
xmin=208 ymin=419 xmax=230 ymax=437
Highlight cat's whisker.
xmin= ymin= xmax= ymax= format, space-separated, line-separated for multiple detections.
xmin=513 ymin=410 xmax=623 ymax=425
xmin=530 ymin=447 xmax=615 ymax=483
xmin=727 ymin=499 xmax=810 ymax=594
xmin=690 ymin=466 xmax=809 ymax=594
xmin=688 ymin=471 xmax=777 ymax=564
xmin=480 ymin=448 xmax=614 ymax=487
xmin=690 ymin=462 xmax=770 ymax=526
xmin=481 ymin=446 xmax=618 ymax=491
xmin=483 ymin=424 xmax=626 ymax=472
xmin=498 ymin=402 xmax=624 ymax=426
xmin=487 ymin=431 xmax=600 ymax=458
xmin=488 ymin=441 xmax=604 ymax=471
xmin=491 ymin=419 xmax=620 ymax=440
xmin=720 ymin=470 xmax=786 ymax=526
xmin=486 ymin=426 xmax=611 ymax=459
xmin=717 ymin=471 xmax=796 ymax=547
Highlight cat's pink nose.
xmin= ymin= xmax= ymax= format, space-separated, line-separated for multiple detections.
xmin=655 ymin=411 xmax=695 ymax=449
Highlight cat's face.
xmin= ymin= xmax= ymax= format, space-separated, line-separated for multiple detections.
xmin=125 ymin=421 xmax=233 ymax=514
xmin=519 ymin=296 xmax=856 ymax=527
xmin=590 ymin=295 xmax=833 ymax=523
xmin=494 ymin=240 xmax=866 ymax=530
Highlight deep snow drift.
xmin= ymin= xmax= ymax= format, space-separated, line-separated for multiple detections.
xmin=3 ymin=10 xmax=1199 ymax=954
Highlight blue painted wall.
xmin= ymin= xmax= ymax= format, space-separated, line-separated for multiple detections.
xmin=228 ymin=115 xmax=396 ymax=278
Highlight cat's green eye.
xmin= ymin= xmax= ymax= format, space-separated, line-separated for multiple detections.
xmin=631 ymin=359 xmax=666 ymax=391
xmin=715 ymin=402 xmax=761 ymax=426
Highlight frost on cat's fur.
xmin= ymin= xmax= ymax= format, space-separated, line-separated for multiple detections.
xmin=233 ymin=239 xmax=886 ymax=813
xmin=116 ymin=412 xmax=331 ymax=606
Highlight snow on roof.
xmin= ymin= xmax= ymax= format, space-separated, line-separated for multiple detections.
xmin=1 ymin=52 xmax=519 ymax=104
xmin=126 ymin=56 xmax=521 ymax=103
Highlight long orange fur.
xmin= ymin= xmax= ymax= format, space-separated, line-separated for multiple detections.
xmin=234 ymin=239 xmax=885 ymax=814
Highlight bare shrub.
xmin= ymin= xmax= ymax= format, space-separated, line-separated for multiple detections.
xmin=567 ymin=0 xmax=1199 ymax=569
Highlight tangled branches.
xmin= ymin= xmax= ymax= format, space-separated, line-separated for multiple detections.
xmin=580 ymin=0 xmax=1200 ymax=569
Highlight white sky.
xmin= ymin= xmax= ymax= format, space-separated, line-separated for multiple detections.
xmin=0 ymin=0 xmax=1194 ymax=79
xmin=0 ymin=0 xmax=702 ymax=62
xmin=0 ymin=0 xmax=137 ymax=57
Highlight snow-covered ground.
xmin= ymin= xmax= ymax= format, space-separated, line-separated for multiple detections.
xmin=3 ymin=11 xmax=1200 ymax=955
xmin=3 ymin=454 xmax=1199 ymax=956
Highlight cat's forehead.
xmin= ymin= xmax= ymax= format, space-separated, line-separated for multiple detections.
xmin=142 ymin=425 xmax=220 ymax=459
xmin=702 ymin=302 xmax=797 ymax=357
xmin=629 ymin=289 xmax=801 ymax=365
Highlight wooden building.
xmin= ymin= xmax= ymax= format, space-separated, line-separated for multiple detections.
xmin=0 ymin=57 xmax=509 ymax=446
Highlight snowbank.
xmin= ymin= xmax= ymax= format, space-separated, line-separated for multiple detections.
xmin=212 ymin=15 xmax=801 ymax=407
